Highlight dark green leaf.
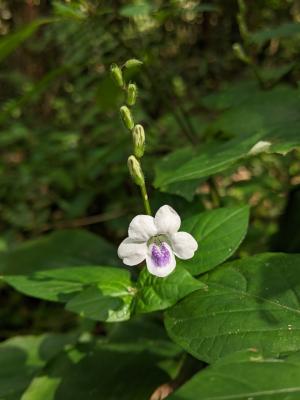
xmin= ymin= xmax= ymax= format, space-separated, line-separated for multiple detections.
xmin=169 ymin=349 xmax=300 ymax=400
xmin=166 ymin=253 xmax=300 ymax=363
xmin=154 ymin=135 xmax=259 ymax=188
xmin=180 ymin=206 xmax=249 ymax=275
xmin=250 ymin=22 xmax=300 ymax=45
xmin=0 ymin=229 xmax=119 ymax=275
xmin=135 ymin=266 xmax=205 ymax=313
xmin=21 ymin=343 xmax=169 ymax=400
xmin=155 ymin=85 xmax=300 ymax=189
xmin=0 ymin=333 xmax=77 ymax=400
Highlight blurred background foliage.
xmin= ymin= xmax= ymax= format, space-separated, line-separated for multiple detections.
xmin=0 ymin=0 xmax=300 ymax=338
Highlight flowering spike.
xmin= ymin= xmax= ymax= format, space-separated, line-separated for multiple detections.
xmin=132 ymin=124 xmax=145 ymax=158
xmin=110 ymin=63 xmax=124 ymax=88
xmin=120 ymin=106 xmax=134 ymax=130
xmin=128 ymin=155 xmax=144 ymax=186
xmin=126 ymin=83 xmax=138 ymax=106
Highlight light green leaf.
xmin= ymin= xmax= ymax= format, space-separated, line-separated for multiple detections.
xmin=4 ymin=266 xmax=134 ymax=322
xmin=0 ymin=229 xmax=119 ymax=274
xmin=180 ymin=206 xmax=249 ymax=275
xmin=165 ymin=253 xmax=300 ymax=363
xmin=66 ymin=279 xmax=135 ymax=322
xmin=135 ymin=266 xmax=205 ymax=313
xmin=169 ymin=349 xmax=300 ymax=400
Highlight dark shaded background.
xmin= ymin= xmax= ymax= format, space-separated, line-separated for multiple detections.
xmin=0 ymin=0 xmax=300 ymax=339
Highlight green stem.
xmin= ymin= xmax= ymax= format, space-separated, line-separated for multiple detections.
xmin=140 ymin=182 xmax=152 ymax=215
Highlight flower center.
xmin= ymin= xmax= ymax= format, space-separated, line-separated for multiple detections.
xmin=151 ymin=243 xmax=171 ymax=267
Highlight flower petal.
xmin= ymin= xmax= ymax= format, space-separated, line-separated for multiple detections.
xmin=146 ymin=242 xmax=176 ymax=277
xmin=170 ymin=231 xmax=198 ymax=260
xmin=128 ymin=215 xmax=157 ymax=241
xmin=118 ymin=237 xmax=147 ymax=266
xmin=154 ymin=205 xmax=181 ymax=235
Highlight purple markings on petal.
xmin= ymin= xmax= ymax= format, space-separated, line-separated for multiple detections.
xmin=151 ymin=243 xmax=171 ymax=267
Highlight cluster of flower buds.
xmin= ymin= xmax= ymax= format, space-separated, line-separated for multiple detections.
xmin=110 ymin=59 xmax=146 ymax=188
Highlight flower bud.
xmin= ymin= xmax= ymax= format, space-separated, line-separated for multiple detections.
xmin=128 ymin=155 xmax=144 ymax=186
xmin=124 ymin=59 xmax=143 ymax=69
xmin=232 ymin=43 xmax=250 ymax=64
xmin=120 ymin=105 xmax=134 ymax=130
xmin=110 ymin=63 xmax=124 ymax=88
xmin=126 ymin=83 xmax=137 ymax=106
xmin=132 ymin=124 xmax=145 ymax=158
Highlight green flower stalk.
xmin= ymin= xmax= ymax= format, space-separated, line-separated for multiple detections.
xmin=111 ymin=59 xmax=151 ymax=215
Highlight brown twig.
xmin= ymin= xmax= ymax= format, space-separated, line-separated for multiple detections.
xmin=39 ymin=209 xmax=126 ymax=232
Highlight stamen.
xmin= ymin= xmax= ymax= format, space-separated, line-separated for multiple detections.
xmin=151 ymin=243 xmax=171 ymax=267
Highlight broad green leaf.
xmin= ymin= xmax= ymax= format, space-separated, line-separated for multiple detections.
xmin=154 ymin=134 xmax=259 ymax=188
xmin=0 ymin=19 xmax=54 ymax=63
xmin=66 ymin=284 xmax=134 ymax=322
xmin=165 ymin=253 xmax=300 ymax=363
xmin=4 ymin=267 xmax=134 ymax=322
xmin=169 ymin=349 xmax=300 ymax=400
xmin=207 ymin=85 xmax=300 ymax=154
xmin=154 ymin=147 xmax=203 ymax=201
xmin=0 ymin=229 xmax=119 ymax=274
xmin=250 ymin=21 xmax=300 ymax=45
xmin=135 ymin=266 xmax=205 ymax=313
xmin=155 ymin=85 xmax=300 ymax=189
xmin=180 ymin=206 xmax=249 ymax=275
xmin=201 ymin=80 xmax=259 ymax=110
xmin=0 ymin=333 xmax=77 ymax=400
xmin=21 ymin=343 xmax=169 ymax=400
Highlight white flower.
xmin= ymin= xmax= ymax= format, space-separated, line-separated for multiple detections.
xmin=118 ymin=205 xmax=198 ymax=277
